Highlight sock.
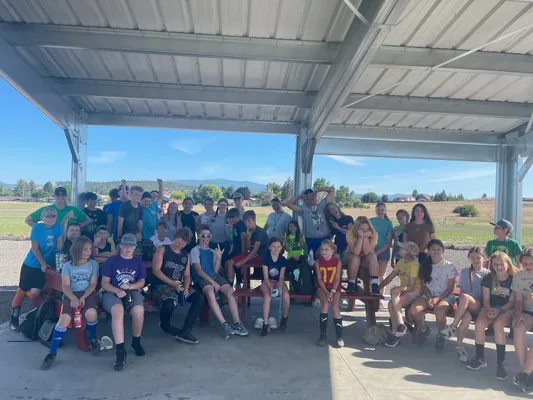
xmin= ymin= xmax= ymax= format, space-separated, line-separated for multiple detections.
xmin=319 ymin=313 xmax=328 ymax=336
xmin=86 ymin=320 xmax=98 ymax=341
xmin=370 ymin=276 xmax=379 ymax=285
xmin=334 ymin=316 xmax=343 ymax=339
xmin=397 ymin=315 xmax=404 ymax=325
xmin=11 ymin=289 xmax=25 ymax=308
xmin=132 ymin=336 xmax=141 ymax=348
xmin=348 ymin=279 xmax=356 ymax=284
xmin=475 ymin=343 xmax=485 ymax=359
xmin=11 ymin=305 xmax=21 ymax=318
xmin=116 ymin=342 xmax=125 ymax=351
xmin=49 ymin=325 xmax=67 ymax=354
xmin=235 ymin=269 xmax=242 ymax=286
xmin=496 ymin=344 xmax=506 ymax=364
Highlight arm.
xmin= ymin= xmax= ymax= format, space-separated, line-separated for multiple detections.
xmin=236 ymin=241 xmax=260 ymax=266
xmin=117 ymin=216 xmax=124 ymax=238
xmin=156 ymin=179 xmax=164 ymax=205
xmin=152 ymin=247 xmax=179 ymax=288
xmin=25 ymin=214 xmax=37 ymax=227
xmin=375 ymin=231 xmax=393 ymax=255
xmin=106 ymin=213 xmax=113 ymax=233
xmin=286 ymin=194 xmax=303 ymax=213
xmin=31 ymin=240 xmax=49 ymax=271
xmin=193 ymin=262 xmax=217 ymax=285
xmin=361 ymin=236 xmax=373 ymax=255
xmin=349 ymin=235 xmax=363 ymax=256
xmin=378 ymin=270 xmax=398 ymax=290
xmin=240 ymin=232 xmax=247 ymax=255
xmin=101 ymin=276 xmax=124 ymax=296
xmin=391 ymin=236 xmax=398 ymax=267
xmin=481 ymin=286 xmax=491 ymax=311
xmin=78 ymin=214 xmax=92 ymax=229
xmin=314 ymin=186 xmax=335 ymax=203
xmin=128 ymin=278 xmax=146 ymax=291
xmin=183 ymin=255 xmax=191 ymax=295
xmin=61 ymin=276 xmax=80 ymax=306
xmin=402 ymin=233 xmax=408 ymax=244
xmin=80 ymin=275 xmax=98 ymax=304
xmin=299 ymin=234 xmax=306 ymax=250
xmin=263 ymin=223 xmax=269 ymax=231
xmin=516 ymin=256 xmax=522 ymax=270
xmin=429 ymin=233 xmax=437 ymax=240
xmin=120 ymin=180 xmax=129 ymax=202
xmin=314 ymin=262 xmax=328 ymax=293
xmin=213 ymin=249 xmax=223 ymax=274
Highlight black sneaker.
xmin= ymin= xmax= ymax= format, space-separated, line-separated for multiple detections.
xmin=347 ymin=282 xmax=358 ymax=293
xmin=317 ymin=335 xmax=327 ymax=347
xmin=9 ymin=315 xmax=19 ymax=332
xmin=177 ymin=330 xmax=198 ymax=344
xmin=435 ymin=333 xmax=445 ymax=353
xmin=114 ymin=349 xmax=127 ymax=371
xmin=417 ymin=325 xmax=431 ymax=348
xmin=131 ymin=342 xmax=145 ymax=357
xmin=396 ymin=324 xmax=408 ymax=337
xmin=514 ymin=372 xmax=531 ymax=387
xmin=371 ymin=283 xmax=380 ymax=296
xmin=89 ymin=339 xmax=101 ymax=356
xmin=466 ymin=356 xmax=487 ymax=371
xmin=496 ymin=362 xmax=508 ymax=381
xmin=261 ymin=324 xmax=269 ymax=338
xmin=40 ymin=353 xmax=56 ymax=370
xmin=384 ymin=334 xmax=401 ymax=348
xmin=280 ymin=317 xmax=288 ymax=332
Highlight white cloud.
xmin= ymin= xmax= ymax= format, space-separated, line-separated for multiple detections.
xmin=416 ymin=169 xmax=428 ymax=173
xmin=429 ymin=168 xmax=495 ymax=183
xmin=170 ymin=137 xmax=221 ymax=155
xmin=88 ymin=151 xmax=126 ymax=164
xmin=326 ymin=155 xmax=365 ymax=166
xmin=201 ymin=166 xmax=217 ymax=175
xmin=249 ymin=167 xmax=292 ymax=184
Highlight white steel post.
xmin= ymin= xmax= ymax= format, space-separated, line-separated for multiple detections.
xmin=495 ymin=145 xmax=522 ymax=241
xmin=64 ymin=116 xmax=87 ymax=208
xmin=294 ymin=128 xmax=313 ymax=196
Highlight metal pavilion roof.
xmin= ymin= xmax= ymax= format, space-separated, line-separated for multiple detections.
xmin=1 ymin=0 xmax=533 ymax=164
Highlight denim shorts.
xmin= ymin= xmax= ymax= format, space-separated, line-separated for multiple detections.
xmin=376 ymin=248 xmax=391 ymax=262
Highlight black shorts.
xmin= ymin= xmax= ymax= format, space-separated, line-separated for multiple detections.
xmin=19 ymin=263 xmax=46 ymax=291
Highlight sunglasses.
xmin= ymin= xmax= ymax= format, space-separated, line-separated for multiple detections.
xmin=199 ymin=234 xmax=212 ymax=239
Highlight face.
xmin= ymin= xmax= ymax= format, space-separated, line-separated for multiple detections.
xmin=397 ymin=213 xmax=407 ymax=225
xmin=86 ymin=198 xmax=97 ymax=208
xmin=305 ymin=192 xmax=317 ymax=205
xmin=156 ymin=225 xmax=168 ymax=236
xmin=172 ymin=237 xmax=187 ymax=250
xmin=320 ymin=244 xmax=334 ymax=258
xmin=399 ymin=247 xmax=407 ymax=258
xmin=67 ymin=225 xmax=81 ymax=240
xmin=217 ymin=202 xmax=228 ymax=213
xmin=169 ymin=202 xmax=178 ymax=214
xmin=522 ymin=256 xmax=533 ymax=272
xmin=130 ymin=190 xmax=142 ymax=203
xmin=55 ymin=194 xmax=67 ymax=207
xmin=493 ymin=226 xmax=507 ymax=238
xmin=359 ymin=223 xmax=370 ymax=234
xmin=97 ymin=230 xmax=109 ymax=241
xmin=183 ymin=200 xmax=193 ymax=211
xmin=271 ymin=201 xmax=282 ymax=212
xmin=244 ymin=218 xmax=256 ymax=230
xmin=141 ymin=197 xmax=152 ymax=208
xmin=328 ymin=204 xmax=340 ymax=217
xmin=81 ymin=242 xmax=92 ymax=260
xmin=233 ymin=197 xmax=243 ymax=207
xmin=375 ymin=205 xmax=386 ymax=218
xmin=161 ymin=202 xmax=169 ymax=213
xmin=429 ymin=244 xmax=443 ymax=261
xmin=228 ymin=214 xmax=239 ymax=226
xmin=414 ymin=206 xmax=425 ymax=221
xmin=120 ymin=244 xmax=135 ymax=257
xmin=204 ymin=200 xmax=214 ymax=212
xmin=491 ymin=257 xmax=508 ymax=274
xmin=42 ymin=215 xmax=57 ymax=227
xmin=269 ymin=241 xmax=282 ymax=255
xmin=151 ymin=191 xmax=158 ymax=201
xmin=469 ymin=251 xmax=484 ymax=266
xmin=289 ymin=223 xmax=297 ymax=234
xmin=198 ymin=230 xmax=212 ymax=246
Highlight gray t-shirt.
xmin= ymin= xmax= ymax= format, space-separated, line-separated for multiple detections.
xmin=61 ymin=260 xmax=99 ymax=292
xmin=208 ymin=214 xmax=228 ymax=243
xmin=458 ymin=267 xmax=490 ymax=299
xmin=298 ymin=198 xmax=329 ymax=239
xmin=265 ymin=211 xmax=292 ymax=239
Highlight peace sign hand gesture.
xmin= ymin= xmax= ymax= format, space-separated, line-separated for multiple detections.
xmin=214 ymin=244 xmax=225 ymax=259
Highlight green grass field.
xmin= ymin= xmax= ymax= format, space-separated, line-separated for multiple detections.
xmin=1 ymin=201 xmax=532 ymax=245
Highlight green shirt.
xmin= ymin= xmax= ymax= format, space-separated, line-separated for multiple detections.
xmin=285 ymin=233 xmax=305 ymax=259
xmin=30 ymin=204 xmax=88 ymax=226
xmin=485 ymin=238 xmax=522 ymax=265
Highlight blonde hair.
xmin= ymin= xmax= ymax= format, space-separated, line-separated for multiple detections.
xmin=320 ymin=239 xmax=337 ymax=254
xmin=351 ymin=216 xmax=378 ymax=248
xmin=488 ymin=251 xmax=516 ymax=290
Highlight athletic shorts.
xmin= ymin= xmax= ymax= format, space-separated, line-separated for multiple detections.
xmin=307 ymin=236 xmax=330 ymax=256
xmin=398 ymin=290 xmax=421 ymax=307
xmin=62 ymin=291 xmax=99 ymax=318
xmin=196 ymin=273 xmax=230 ymax=290
xmin=19 ymin=263 xmax=46 ymax=291
xmin=231 ymin=253 xmax=262 ymax=266
xmin=101 ymin=290 xmax=144 ymax=313
xmin=422 ymin=294 xmax=455 ymax=307
xmin=376 ymin=248 xmax=391 ymax=262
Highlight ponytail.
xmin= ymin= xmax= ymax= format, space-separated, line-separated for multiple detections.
xmin=469 ymin=265 xmax=474 ymax=291
xmin=418 ymin=255 xmax=433 ymax=284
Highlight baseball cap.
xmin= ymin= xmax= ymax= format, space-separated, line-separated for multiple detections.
xmin=303 ymin=188 xmax=314 ymax=195
xmin=490 ymin=219 xmax=513 ymax=234
xmin=141 ymin=191 xmax=152 ymax=200
xmin=398 ymin=241 xmax=419 ymax=257
xmin=40 ymin=206 xmax=58 ymax=219
xmin=232 ymin=192 xmax=243 ymax=200
xmin=54 ymin=186 xmax=67 ymax=196
xmin=120 ymin=233 xmax=137 ymax=246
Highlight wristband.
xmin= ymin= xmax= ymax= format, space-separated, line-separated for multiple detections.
xmin=496 ymin=306 xmax=504 ymax=313
xmin=331 ymin=289 xmax=336 ymax=293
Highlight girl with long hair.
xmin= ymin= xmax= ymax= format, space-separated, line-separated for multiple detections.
xmin=403 ymin=203 xmax=436 ymax=264
xmin=208 ymin=198 xmax=230 ymax=264
xmin=370 ymin=202 xmax=393 ymax=305
xmin=325 ymin=203 xmax=354 ymax=261
xmin=164 ymin=202 xmax=181 ymax=239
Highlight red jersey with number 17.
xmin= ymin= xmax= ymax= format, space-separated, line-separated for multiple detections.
xmin=317 ymin=256 xmax=341 ymax=291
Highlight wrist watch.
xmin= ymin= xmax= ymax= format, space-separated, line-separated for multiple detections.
xmin=331 ymin=289 xmax=336 ymax=293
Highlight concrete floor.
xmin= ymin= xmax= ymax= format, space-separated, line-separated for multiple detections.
xmin=0 ymin=298 xmax=529 ymax=400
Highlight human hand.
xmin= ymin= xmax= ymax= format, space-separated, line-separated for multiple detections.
xmin=78 ymin=297 xmax=86 ymax=308
xmin=157 ymin=178 xmax=163 ymax=184
xmin=513 ymin=313 xmax=526 ymax=327
xmin=107 ymin=237 xmax=114 ymax=244
xmin=70 ymin=297 xmax=80 ymax=309
xmin=41 ymin=263 xmax=49 ymax=272
xmin=390 ymin=286 xmax=402 ymax=297
xmin=235 ymin=260 xmax=244 ymax=268
xmin=427 ymin=298 xmax=435 ymax=309
xmin=119 ymin=283 xmax=131 ymax=290
xmin=116 ymin=290 xmax=126 ymax=299
xmin=357 ymin=229 xmax=363 ymax=237
xmin=214 ymin=244 xmax=225 ymax=259
xmin=183 ymin=288 xmax=189 ymax=297
xmin=121 ymin=179 xmax=127 ymax=186
xmin=174 ymin=281 xmax=184 ymax=292
xmin=93 ymin=235 xmax=102 ymax=246
xmin=63 ymin=210 xmax=75 ymax=222
xmin=364 ymin=231 xmax=372 ymax=238
xmin=327 ymin=290 xmax=334 ymax=302
xmin=212 ymin=281 xmax=221 ymax=292
xmin=330 ymin=221 xmax=340 ymax=229
xmin=487 ymin=308 xmax=498 ymax=319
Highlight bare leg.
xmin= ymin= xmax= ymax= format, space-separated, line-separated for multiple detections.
xmin=281 ymin=283 xmax=290 ymax=318
xmin=203 ymin=286 xmax=226 ymax=324
xmin=130 ymin=305 xmax=144 ymax=337
xmin=110 ymin=304 xmax=125 ymax=344
xmin=331 ymin=291 xmax=342 ymax=319
xmin=56 ymin=313 xmax=71 ymax=329
xmin=84 ymin=308 xmax=98 ymax=323
xmin=220 ymin=284 xmax=240 ymax=323
xmin=377 ymin=259 xmax=388 ymax=285
xmin=365 ymin=253 xmax=379 ymax=277
xmin=456 ymin=311 xmax=472 ymax=347
xmin=473 ymin=309 xmax=492 ymax=346
xmin=317 ymin=289 xmax=329 ymax=315
xmin=452 ymin=294 xmax=479 ymax=327
xmin=409 ymin=297 xmax=429 ymax=332
xmin=494 ymin=311 xmax=513 ymax=345
xmin=347 ymin=253 xmax=360 ymax=281
xmin=259 ymin=282 xmax=271 ymax=322
xmin=225 ymin=259 xmax=235 ymax=281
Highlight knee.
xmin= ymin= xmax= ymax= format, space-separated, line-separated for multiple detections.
xmin=111 ymin=305 xmax=124 ymax=318
xmin=58 ymin=314 xmax=71 ymax=327
xmin=131 ymin=305 xmax=144 ymax=317
xmin=84 ymin=308 xmax=97 ymax=321
xmin=515 ymin=324 xmax=527 ymax=336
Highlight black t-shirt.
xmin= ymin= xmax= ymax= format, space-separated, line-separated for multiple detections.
xmin=230 ymin=220 xmax=246 ymax=254
xmin=62 ymin=239 xmax=73 ymax=260
xmin=97 ymin=242 xmax=112 ymax=253
xmin=481 ymin=274 xmax=513 ymax=307
xmin=119 ymin=201 xmax=143 ymax=235
xmin=330 ymin=215 xmax=354 ymax=254
xmin=180 ymin=210 xmax=199 ymax=242
xmin=251 ymin=226 xmax=269 ymax=258
xmin=263 ymin=252 xmax=287 ymax=281
xmin=82 ymin=207 xmax=107 ymax=240
xmin=154 ymin=246 xmax=189 ymax=285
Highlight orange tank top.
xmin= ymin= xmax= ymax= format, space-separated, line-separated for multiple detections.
xmin=317 ymin=256 xmax=339 ymax=285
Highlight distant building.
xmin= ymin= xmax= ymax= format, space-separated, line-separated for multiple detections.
xmin=416 ymin=194 xmax=432 ymax=202
xmin=395 ymin=196 xmax=415 ymax=202
xmin=0 ymin=196 xmax=23 ymax=202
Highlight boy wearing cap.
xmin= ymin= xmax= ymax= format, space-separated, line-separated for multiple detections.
xmin=233 ymin=192 xmax=246 ymax=218
xmin=486 ymin=219 xmax=522 ymax=267
xmin=264 ymin=198 xmax=291 ymax=240
xmin=10 ymin=207 xmax=64 ymax=331
xmin=101 ymin=233 xmax=147 ymax=371
xmin=82 ymin=192 xmax=107 ymax=240
xmin=25 ymin=186 xmax=90 ymax=229
xmin=118 ymin=185 xmax=144 ymax=242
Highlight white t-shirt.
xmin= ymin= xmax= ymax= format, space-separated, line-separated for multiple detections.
xmin=426 ymin=259 xmax=458 ymax=297
xmin=150 ymin=234 xmax=172 ymax=248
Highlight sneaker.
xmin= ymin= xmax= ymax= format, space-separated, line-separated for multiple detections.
xmin=177 ymin=330 xmax=198 ymax=344
xmin=40 ymin=353 xmax=56 ymax=370
xmin=417 ymin=325 xmax=431 ymax=348
xmin=514 ymin=372 xmax=531 ymax=387
xmin=89 ymin=339 xmax=101 ymax=356
xmin=221 ymin=322 xmax=233 ymax=339
xmin=131 ymin=342 xmax=145 ymax=357
xmin=114 ymin=349 xmax=127 ymax=371
xmin=440 ymin=324 xmax=456 ymax=339
xmin=384 ymin=334 xmax=401 ymax=348
xmin=396 ymin=324 xmax=408 ymax=338
xmin=261 ymin=324 xmax=269 ymax=338
xmin=496 ymin=362 xmax=508 ymax=381
xmin=336 ymin=337 xmax=344 ymax=348
xmin=232 ymin=321 xmax=249 ymax=336
xmin=280 ymin=317 xmax=288 ymax=332
xmin=10 ymin=315 xmax=20 ymax=332
xmin=371 ymin=284 xmax=380 ymax=296
xmin=466 ymin=356 xmax=487 ymax=371
xmin=254 ymin=318 xmax=264 ymax=330
xmin=379 ymin=300 xmax=386 ymax=309
xmin=317 ymin=335 xmax=327 ymax=347
xmin=268 ymin=317 xmax=278 ymax=330
xmin=347 ymin=282 xmax=358 ymax=293
xmin=435 ymin=333 xmax=445 ymax=353
xmin=456 ymin=346 xmax=468 ymax=363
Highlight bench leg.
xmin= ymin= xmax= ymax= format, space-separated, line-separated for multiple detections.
xmin=75 ymin=321 xmax=89 ymax=352
xmin=364 ymin=300 xmax=377 ymax=327
xmin=349 ymin=299 xmax=355 ymax=312
xmin=240 ymin=297 xmax=247 ymax=322
xmin=200 ymin=300 xmax=211 ymax=324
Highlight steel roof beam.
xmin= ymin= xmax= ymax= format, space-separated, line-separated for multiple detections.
xmin=374 ymin=46 xmax=533 ymax=78
xmin=0 ymin=23 xmax=339 ymax=65
xmin=87 ymin=113 xmax=300 ymax=135
xmin=316 ymin=137 xmax=497 ymax=162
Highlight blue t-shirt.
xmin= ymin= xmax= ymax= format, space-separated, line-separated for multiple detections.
xmin=190 ymin=245 xmax=217 ymax=281
xmin=103 ymin=200 xmax=123 ymax=236
xmin=24 ymin=222 xmax=64 ymax=268
xmin=142 ymin=202 xmax=159 ymax=240
xmin=370 ymin=217 xmax=393 ymax=249
xmin=100 ymin=254 xmax=147 ymax=291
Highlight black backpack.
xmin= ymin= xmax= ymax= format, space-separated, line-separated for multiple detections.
xmin=291 ymin=260 xmax=315 ymax=295
xmin=20 ymin=298 xmax=57 ymax=342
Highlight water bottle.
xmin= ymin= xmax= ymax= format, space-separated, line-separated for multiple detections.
xmin=121 ymin=289 xmax=132 ymax=309
xmin=307 ymin=249 xmax=314 ymax=265
xmin=178 ymin=291 xmax=186 ymax=307
xmin=293 ymin=268 xmax=300 ymax=281
xmin=271 ymin=288 xmax=279 ymax=297
xmin=73 ymin=307 xmax=82 ymax=328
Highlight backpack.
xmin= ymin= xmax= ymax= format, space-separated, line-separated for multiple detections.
xmin=38 ymin=320 xmax=57 ymax=347
xmin=20 ymin=298 xmax=57 ymax=341
xmin=363 ymin=323 xmax=391 ymax=346
xmin=291 ymin=259 xmax=315 ymax=295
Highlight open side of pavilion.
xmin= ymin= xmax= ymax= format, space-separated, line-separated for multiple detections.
xmin=1 ymin=0 xmax=533 ymax=240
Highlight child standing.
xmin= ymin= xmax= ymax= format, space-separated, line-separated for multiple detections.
xmin=466 ymin=252 xmax=516 ymax=380
xmin=370 ymin=202 xmax=394 ymax=283
xmin=82 ymin=192 xmax=107 ymax=240
xmin=486 ymin=219 xmax=522 ymax=267
xmin=258 ymin=237 xmax=290 ymax=338
xmin=208 ymin=198 xmax=230 ymax=263
xmin=118 ymin=185 xmax=144 ymax=242
xmin=315 ymin=240 xmax=343 ymax=348
xmin=380 ymin=241 xmax=421 ymax=348
xmin=40 ymin=237 xmax=100 ymax=369
xmin=409 ymin=239 xmax=458 ymax=352
xmin=199 ymin=197 xmax=216 ymax=226
xmin=141 ymin=179 xmax=163 ymax=241
xmin=179 ymin=197 xmax=199 ymax=252
xmin=391 ymin=209 xmax=409 ymax=268
xmin=10 ymin=207 xmax=64 ymax=331
xmin=165 ymin=202 xmax=181 ymax=240
xmin=403 ymin=203 xmax=436 ymax=264
xmin=440 ymin=246 xmax=489 ymax=363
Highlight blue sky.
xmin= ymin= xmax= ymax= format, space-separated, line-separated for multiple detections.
xmin=1 ymin=78 xmax=529 ymax=198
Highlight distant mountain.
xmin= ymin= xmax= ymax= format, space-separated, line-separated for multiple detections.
xmin=0 ymin=182 xmax=15 ymax=188
xmin=173 ymin=179 xmax=266 ymax=193
xmin=353 ymin=193 xmax=408 ymax=200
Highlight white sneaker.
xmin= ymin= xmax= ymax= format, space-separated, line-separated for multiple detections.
xmin=456 ymin=345 xmax=468 ymax=363
xmin=268 ymin=317 xmax=278 ymax=330
xmin=379 ymin=300 xmax=386 ymax=310
xmin=440 ymin=324 xmax=456 ymax=339
xmin=254 ymin=318 xmax=264 ymax=330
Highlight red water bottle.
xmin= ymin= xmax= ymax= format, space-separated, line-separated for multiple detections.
xmin=73 ymin=307 xmax=82 ymax=329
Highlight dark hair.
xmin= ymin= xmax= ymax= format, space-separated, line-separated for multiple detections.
xmin=70 ymin=236 xmax=92 ymax=266
xmin=130 ymin=185 xmax=144 ymax=193
xmin=183 ymin=196 xmax=194 ymax=204
xmin=85 ymin=192 xmax=97 ymax=201
xmin=227 ymin=207 xmax=241 ymax=219
xmin=214 ymin=198 xmax=229 ymax=218
xmin=173 ymin=227 xmax=192 ymax=243
xmin=199 ymin=224 xmax=211 ymax=233
xmin=271 ymin=197 xmax=282 ymax=204
xmin=150 ymin=190 xmax=159 ymax=195
xmin=418 ymin=239 xmax=445 ymax=283
xmin=396 ymin=209 xmax=409 ymax=220
xmin=203 ymin=197 xmax=214 ymax=205
xmin=520 ymin=247 xmax=533 ymax=263
xmin=324 ymin=203 xmax=345 ymax=231
xmin=141 ymin=191 xmax=152 ymax=200
xmin=243 ymin=210 xmax=256 ymax=221
xmin=375 ymin=202 xmax=390 ymax=221
xmin=409 ymin=203 xmax=434 ymax=226
xmin=67 ymin=222 xmax=81 ymax=231
xmin=269 ymin=237 xmax=282 ymax=246
xmin=287 ymin=220 xmax=301 ymax=241
xmin=156 ymin=220 xmax=169 ymax=229
xmin=467 ymin=246 xmax=487 ymax=291
xmin=109 ymin=188 xmax=120 ymax=200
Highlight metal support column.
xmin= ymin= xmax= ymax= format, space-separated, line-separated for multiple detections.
xmin=495 ymin=145 xmax=523 ymax=241
xmin=64 ymin=114 xmax=87 ymax=208
xmin=294 ymin=128 xmax=313 ymax=196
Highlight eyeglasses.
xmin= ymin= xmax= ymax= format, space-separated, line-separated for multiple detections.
xmin=199 ymin=234 xmax=212 ymax=239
